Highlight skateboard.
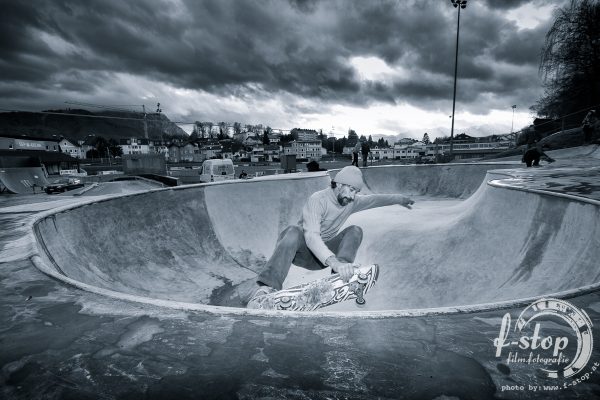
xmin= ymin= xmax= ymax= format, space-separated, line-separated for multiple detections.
xmin=248 ymin=264 xmax=379 ymax=311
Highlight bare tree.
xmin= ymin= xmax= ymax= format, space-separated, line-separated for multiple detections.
xmin=534 ymin=0 xmax=600 ymax=121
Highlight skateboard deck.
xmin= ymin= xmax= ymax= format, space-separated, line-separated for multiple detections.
xmin=248 ymin=264 xmax=379 ymax=311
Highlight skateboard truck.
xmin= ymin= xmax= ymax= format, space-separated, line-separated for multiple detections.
xmin=354 ymin=284 xmax=366 ymax=306
xmin=352 ymin=271 xmax=369 ymax=306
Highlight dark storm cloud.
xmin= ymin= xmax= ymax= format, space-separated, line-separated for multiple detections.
xmin=480 ymin=0 xmax=533 ymax=10
xmin=0 ymin=0 xmax=561 ymax=113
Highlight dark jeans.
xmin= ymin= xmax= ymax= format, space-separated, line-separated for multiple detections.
xmin=362 ymin=153 xmax=369 ymax=167
xmin=257 ymin=225 xmax=363 ymax=290
xmin=583 ymin=125 xmax=593 ymax=143
xmin=523 ymin=149 xmax=540 ymax=167
xmin=352 ymin=152 xmax=359 ymax=166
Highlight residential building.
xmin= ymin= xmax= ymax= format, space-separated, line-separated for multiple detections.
xmin=371 ymin=147 xmax=394 ymax=160
xmin=79 ymin=135 xmax=97 ymax=157
xmin=264 ymin=144 xmax=281 ymax=162
xmin=119 ymin=138 xmax=151 ymax=155
xmin=250 ymin=145 xmax=265 ymax=163
xmin=243 ymin=136 xmax=261 ymax=147
xmin=292 ymin=129 xmax=319 ymax=141
xmin=150 ymin=140 xmax=169 ymax=159
xmin=200 ymin=144 xmax=223 ymax=160
xmin=180 ymin=143 xmax=201 ymax=162
xmin=168 ymin=143 xmax=181 ymax=162
xmin=283 ymin=140 xmax=322 ymax=161
xmin=393 ymin=145 xmax=424 ymax=160
xmin=59 ymin=138 xmax=84 ymax=159
xmin=233 ymin=131 xmax=251 ymax=142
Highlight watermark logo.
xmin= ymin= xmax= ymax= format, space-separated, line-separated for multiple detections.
xmin=494 ymin=298 xmax=594 ymax=380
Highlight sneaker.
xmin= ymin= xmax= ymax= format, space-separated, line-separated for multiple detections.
xmin=247 ymin=285 xmax=277 ymax=309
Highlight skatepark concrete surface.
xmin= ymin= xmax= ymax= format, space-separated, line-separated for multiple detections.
xmin=0 ymin=167 xmax=48 ymax=194
xmin=1 ymin=145 xmax=600 ymax=399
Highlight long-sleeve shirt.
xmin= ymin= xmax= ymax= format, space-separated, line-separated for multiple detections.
xmin=300 ymin=188 xmax=409 ymax=264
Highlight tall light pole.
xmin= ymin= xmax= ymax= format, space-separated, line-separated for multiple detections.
xmin=449 ymin=0 xmax=467 ymax=159
xmin=511 ymin=105 xmax=517 ymax=133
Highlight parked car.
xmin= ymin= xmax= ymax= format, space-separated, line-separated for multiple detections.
xmin=44 ymin=178 xmax=84 ymax=194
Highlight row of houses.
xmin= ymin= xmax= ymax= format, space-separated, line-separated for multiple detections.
xmin=169 ymin=140 xmax=326 ymax=163
xmin=343 ymin=139 xmax=513 ymax=161
xmin=1 ymin=130 xmax=514 ymax=165
xmin=0 ymin=133 xmax=328 ymax=163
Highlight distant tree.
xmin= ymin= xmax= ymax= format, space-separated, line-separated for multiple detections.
xmin=93 ymin=136 xmax=109 ymax=156
xmin=108 ymin=138 xmax=122 ymax=157
xmin=262 ymin=131 xmax=271 ymax=145
xmin=423 ymin=133 xmax=430 ymax=144
xmin=233 ymin=122 xmax=242 ymax=135
xmin=367 ymin=135 xmax=374 ymax=147
xmin=205 ymin=122 xmax=214 ymax=138
xmin=86 ymin=149 xmax=100 ymax=158
xmin=195 ymin=122 xmax=207 ymax=138
xmin=280 ymin=133 xmax=294 ymax=145
xmin=189 ymin=130 xmax=200 ymax=142
xmin=534 ymin=0 xmax=600 ymax=121
xmin=348 ymin=129 xmax=359 ymax=145
xmin=218 ymin=122 xmax=227 ymax=136
xmin=323 ymin=137 xmax=335 ymax=152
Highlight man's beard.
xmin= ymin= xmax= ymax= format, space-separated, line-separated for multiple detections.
xmin=337 ymin=194 xmax=353 ymax=206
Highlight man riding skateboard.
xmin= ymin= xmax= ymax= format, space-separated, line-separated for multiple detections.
xmin=240 ymin=166 xmax=414 ymax=308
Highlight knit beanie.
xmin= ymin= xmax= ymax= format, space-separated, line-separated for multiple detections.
xmin=333 ymin=166 xmax=364 ymax=190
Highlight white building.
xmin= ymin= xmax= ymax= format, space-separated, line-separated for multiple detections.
xmin=371 ymin=147 xmax=394 ymax=160
xmin=267 ymin=134 xmax=280 ymax=144
xmin=294 ymin=129 xmax=318 ymax=141
xmin=59 ymin=138 xmax=84 ymax=159
xmin=120 ymin=138 xmax=151 ymax=155
xmin=150 ymin=140 xmax=169 ymax=159
xmin=283 ymin=140 xmax=322 ymax=161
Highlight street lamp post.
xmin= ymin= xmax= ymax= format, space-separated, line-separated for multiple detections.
xmin=511 ymin=105 xmax=517 ymax=133
xmin=449 ymin=0 xmax=467 ymax=160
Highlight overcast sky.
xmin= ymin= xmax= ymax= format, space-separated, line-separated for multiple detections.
xmin=1 ymin=0 xmax=568 ymax=139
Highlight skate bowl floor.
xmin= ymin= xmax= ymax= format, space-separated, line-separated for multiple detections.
xmin=32 ymin=161 xmax=600 ymax=316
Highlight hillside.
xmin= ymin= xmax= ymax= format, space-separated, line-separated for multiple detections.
xmin=0 ymin=109 xmax=189 ymax=142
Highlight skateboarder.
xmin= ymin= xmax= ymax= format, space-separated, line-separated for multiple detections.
xmin=522 ymin=141 xmax=554 ymax=167
xmin=242 ymin=166 xmax=414 ymax=307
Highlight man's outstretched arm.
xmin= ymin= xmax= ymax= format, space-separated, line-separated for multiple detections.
xmin=353 ymin=194 xmax=414 ymax=212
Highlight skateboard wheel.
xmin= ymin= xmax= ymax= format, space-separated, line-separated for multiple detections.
xmin=279 ymin=296 xmax=292 ymax=309
xmin=357 ymin=273 xmax=368 ymax=284
xmin=355 ymin=297 xmax=366 ymax=306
